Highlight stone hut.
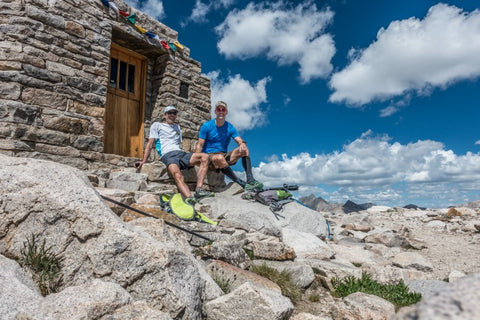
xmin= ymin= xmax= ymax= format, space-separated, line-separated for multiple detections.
xmin=0 ymin=0 xmax=211 ymax=175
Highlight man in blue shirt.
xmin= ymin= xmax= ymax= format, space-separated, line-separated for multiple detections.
xmin=196 ymin=101 xmax=263 ymax=191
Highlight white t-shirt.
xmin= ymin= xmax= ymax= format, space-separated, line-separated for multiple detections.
xmin=149 ymin=122 xmax=182 ymax=157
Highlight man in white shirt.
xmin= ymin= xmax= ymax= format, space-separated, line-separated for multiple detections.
xmin=136 ymin=106 xmax=213 ymax=203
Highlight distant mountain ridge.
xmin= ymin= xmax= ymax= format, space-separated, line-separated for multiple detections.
xmin=299 ymin=194 xmax=425 ymax=213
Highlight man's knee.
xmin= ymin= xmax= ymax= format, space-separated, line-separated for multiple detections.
xmin=200 ymin=153 xmax=209 ymax=164
xmin=234 ymin=147 xmax=249 ymax=158
xmin=211 ymin=155 xmax=226 ymax=168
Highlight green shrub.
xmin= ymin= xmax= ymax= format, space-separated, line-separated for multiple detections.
xmin=250 ymin=263 xmax=302 ymax=302
xmin=212 ymin=275 xmax=231 ymax=294
xmin=243 ymin=247 xmax=254 ymax=260
xmin=20 ymin=234 xmax=64 ymax=296
xmin=331 ymin=272 xmax=421 ymax=310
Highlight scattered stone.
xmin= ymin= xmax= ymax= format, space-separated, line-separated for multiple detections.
xmin=206 ymin=260 xmax=281 ymax=293
xmin=448 ymin=270 xmax=466 ymax=282
xmin=204 ymin=282 xmax=294 ymax=320
xmin=282 ymin=228 xmax=335 ymax=259
xmin=332 ymin=292 xmax=395 ymax=320
xmin=247 ymin=240 xmax=296 ymax=261
xmin=392 ymin=252 xmax=434 ymax=272
xmin=251 ymin=260 xmax=315 ymax=288
xmin=364 ymin=228 xmax=406 ymax=247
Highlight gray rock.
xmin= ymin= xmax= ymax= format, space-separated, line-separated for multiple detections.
xmin=364 ymin=227 xmax=406 ymax=247
xmin=251 ymin=259 xmax=315 ymax=288
xmin=198 ymin=240 xmax=250 ymax=269
xmin=101 ymin=302 xmax=173 ymax=320
xmin=282 ymin=228 xmax=335 ymax=259
xmin=206 ymin=260 xmax=281 ymax=293
xmin=0 ymin=255 xmax=42 ymax=318
xmin=299 ymin=258 xmax=362 ymax=290
xmin=361 ymin=264 xmax=429 ymax=284
xmin=290 ymin=313 xmax=332 ymax=320
xmin=392 ymin=273 xmax=480 ymax=320
xmin=202 ymin=185 xmax=329 ymax=238
xmin=405 ymin=279 xmax=449 ymax=299
xmin=34 ymin=279 xmax=133 ymax=319
xmin=248 ymin=239 xmax=296 ymax=261
xmin=332 ymin=292 xmax=395 ymax=320
xmin=0 ymin=155 xmax=203 ymax=319
xmin=392 ymin=252 xmax=433 ymax=272
xmin=106 ymin=169 xmax=148 ymax=191
xmin=204 ymin=282 xmax=294 ymax=320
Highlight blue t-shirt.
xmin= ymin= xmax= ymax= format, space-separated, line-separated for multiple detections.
xmin=199 ymin=119 xmax=239 ymax=153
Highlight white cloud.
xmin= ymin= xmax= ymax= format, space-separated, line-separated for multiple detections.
xmin=207 ymin=71 xmax=270 ymax=131
xmin=476 ymin=140 xmax=480 ymax=145
xmin=215 ymin=1 xmax=335 ymax=83
xmin=125 ymin=0 xmax=165 ymax=20
xmin=189 ymin=0 xmax=210 ymax=23
xmin=253 ymin=131 xmax=480 ymax=207
xmin=329 ymin=4 xmax=480 ymax=105
xmin=186 ymin=0 xmax=234 ymax=24
xmin=379 ymin=106 xmax=399 ymax=117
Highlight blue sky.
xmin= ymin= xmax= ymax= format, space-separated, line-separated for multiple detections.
xmin=123 ymin=0 xmax=480 ymax=208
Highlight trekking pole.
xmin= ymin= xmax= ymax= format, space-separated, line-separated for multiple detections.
xmin=101 ymin=195 xmax=212 ymax=242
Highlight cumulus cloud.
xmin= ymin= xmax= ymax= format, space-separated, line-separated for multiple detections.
xmin=476 ymin=140 xmax=480 ymax=145
xmin=207 ymin=71 xmax=270 ymax=131
xmin=215 ymin=1 xmax=335 ymax=83
xmin=253 ymin=131 xmax=480 ymax=206
xmin=125 ymin=0 xmax=165 ymax=20
xmin=329 ymin=4 xmax=480 ymax=105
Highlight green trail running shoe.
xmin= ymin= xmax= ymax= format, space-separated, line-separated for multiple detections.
xmin=184 ymin=197 xmax=198 ymax=206
xmin=244 ymin=180 xmax=263 ymax=191
xmin=194 ymin=188 xmax=215 ymax=199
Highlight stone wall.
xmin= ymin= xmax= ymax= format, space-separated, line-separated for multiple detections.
xmin=0 ymin=0 xmax=211 ymax=173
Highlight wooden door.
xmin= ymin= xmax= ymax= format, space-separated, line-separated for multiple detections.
xmin=104 ymin=43 xmax=146 ymax=158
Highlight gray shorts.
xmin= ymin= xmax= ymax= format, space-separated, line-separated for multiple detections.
xmin=161 ymin=150 xmax=192 ymax=170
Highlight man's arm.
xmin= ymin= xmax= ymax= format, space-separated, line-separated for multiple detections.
xmin=195 ymin=138 xmax=205 ymax=153
xmin=233 ymin=136 xmax=247 ymax=153
xmin=136 ymin=138 xmax=155 ymax=169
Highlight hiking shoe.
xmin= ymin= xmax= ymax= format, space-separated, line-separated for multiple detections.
xmin=184 ymin=197 xmax=198 ymax=206
xmin=244 ymin=180 xmax=263 ymax=191
xmin=194 ymin=188 xmax=215 ymax=199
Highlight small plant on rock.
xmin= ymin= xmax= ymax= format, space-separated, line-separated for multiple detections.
xmin=250 ymin=263 xmax=302 ymax=302
xmin=212 ymin=275 xmax=231 ymax=294
xmin=331 ymin=272 xmax=421 ymax=310
xmin=20 ymin=234 xmax=64 ymax=296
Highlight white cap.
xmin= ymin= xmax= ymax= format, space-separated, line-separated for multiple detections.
xmin=215 ymin=101 xmax=227 ymax=108
xmin=164 ymin=106 xmax=178 ymax=113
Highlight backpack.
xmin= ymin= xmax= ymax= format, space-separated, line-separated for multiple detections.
xmin=243 ymin=189 xmax=294 ymax=216
xmin=160 ymin=193 xmax=217 ymax=225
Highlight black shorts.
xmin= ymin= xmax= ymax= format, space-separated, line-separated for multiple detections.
xmin=161 ymin=150 xmax=192 ymax=170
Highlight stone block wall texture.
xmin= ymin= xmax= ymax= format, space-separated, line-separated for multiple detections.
xmin=0 ymin=0 xmax=211 ymax=172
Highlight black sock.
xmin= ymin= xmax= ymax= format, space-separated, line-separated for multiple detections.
xmin=242 ymin=156 xmax=255 ymax=183
xmin=220 ymin=166 xmax=245 ymax=187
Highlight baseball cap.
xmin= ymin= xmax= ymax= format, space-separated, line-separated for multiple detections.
xmin=215 ymin=101 xmax=227 ymax=109
xmin=164 ymin=106 xmax=178 ymax=113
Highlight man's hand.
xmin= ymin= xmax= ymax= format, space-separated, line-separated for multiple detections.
xmin=238 ymin=141 xmax=248 ymax=154
xmin=134 ymin=160 xmax=145 ymax=170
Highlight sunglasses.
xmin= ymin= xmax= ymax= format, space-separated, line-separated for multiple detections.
xmin=216 ymin=107 xmax=227 ymax=112
xmin=166 ymin=111 xmax=178 ymax=115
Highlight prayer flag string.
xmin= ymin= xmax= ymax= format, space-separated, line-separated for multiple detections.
xmin=100 ymin=0 xmax=185 ymax=56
